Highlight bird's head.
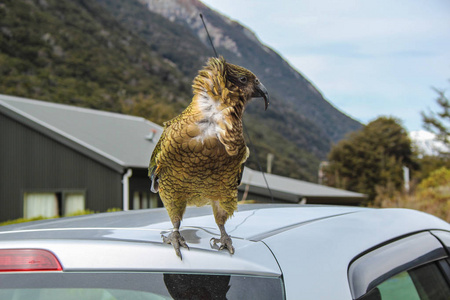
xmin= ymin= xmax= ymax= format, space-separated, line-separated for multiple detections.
xmin=222 ymin=58 xmax=269 ymax=110
xmin=194 ymin=56 xmax=269 ymax=111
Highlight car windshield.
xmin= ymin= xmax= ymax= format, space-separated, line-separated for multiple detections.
xmin=0 ymin=272 xmax=284 ymax=300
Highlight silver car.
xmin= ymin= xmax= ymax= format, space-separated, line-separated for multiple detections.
xmin=1 ymin=204 xmax=450 ymax=299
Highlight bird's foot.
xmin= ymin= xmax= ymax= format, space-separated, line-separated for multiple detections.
xmin=211 ymin=233 xmax=235 ymax=254
xmin=162 ymin=230 xmax=189 ymax=259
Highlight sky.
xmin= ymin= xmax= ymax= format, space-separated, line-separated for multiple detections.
xmin=201 ymin=0 xmax=450 ymax=133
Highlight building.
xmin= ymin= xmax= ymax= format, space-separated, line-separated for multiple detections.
xmin=0 ymin=94 xmax=161 ymax=222
xmin=0 ymin=94 xmax=365 ymax=222
xmin=239 ymin=168 xmax=365 ymax=205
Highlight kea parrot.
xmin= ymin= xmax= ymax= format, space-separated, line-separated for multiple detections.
xmin=149 ymin=56 xmax=269 ymax=258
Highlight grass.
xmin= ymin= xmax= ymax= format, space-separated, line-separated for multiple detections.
xmin=0 ymin=208 xmax=122 ymax=226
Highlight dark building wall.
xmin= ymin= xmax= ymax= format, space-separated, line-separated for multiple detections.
xmin=129 ymin=168 xmax=163 ymax=209
xmin=0 ymin=113 xmax=122 ymax=222
xmin=129 ymin=169 xmax=151 ymax=196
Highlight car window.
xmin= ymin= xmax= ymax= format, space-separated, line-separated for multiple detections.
xmin=360 ymin=261 xmax=450 ymax=300
xmin=376 ymin=271 xmax=420 ymax=300
xmin=0 ymin=272 xmax=284 ymax=300
xmin=349 ymin=232 xmax=449 ymax=300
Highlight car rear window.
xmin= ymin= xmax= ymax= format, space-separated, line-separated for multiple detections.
xmin=0 ymin=272 xmax=284 ymax=300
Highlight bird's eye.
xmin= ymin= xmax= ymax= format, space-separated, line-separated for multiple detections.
xmin=239 ymin=76 xmax=247 ymax=84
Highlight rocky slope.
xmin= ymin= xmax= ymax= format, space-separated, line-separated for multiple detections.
xmin=139 ymin=0 xmax=361 ymax=142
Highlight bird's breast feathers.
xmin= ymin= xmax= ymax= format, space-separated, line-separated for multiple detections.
xmin=194 ymin=94 xmax=232 ymax=141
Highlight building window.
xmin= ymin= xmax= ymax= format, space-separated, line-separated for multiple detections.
xmin=133 ymin=191 xmax=158 ymax=209
xmin=24 ymin=193 xmax=58 ymax=219
xmin=64 ymin=193 xmax=85 ymax=215
xmin=23 ymin=191 xmax=85 ymax=218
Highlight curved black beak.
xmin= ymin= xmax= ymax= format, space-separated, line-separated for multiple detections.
xmin=252 ymin=81 xmax=269 ymax=111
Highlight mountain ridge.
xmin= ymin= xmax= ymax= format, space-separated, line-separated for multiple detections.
xmin=140 ymin=0 xmax=361 ymax=142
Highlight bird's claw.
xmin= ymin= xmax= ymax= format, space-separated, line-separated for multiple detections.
xmin=162 ymin=231 xmax=189 ymax=259
xmin=210 ymin=234 xmax=235 ymax=254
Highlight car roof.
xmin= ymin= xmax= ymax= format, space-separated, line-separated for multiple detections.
xmin=1 ymin=204 xmax=449 ymax=298
xmin=0 ymin=204 xmax=366 ymax=238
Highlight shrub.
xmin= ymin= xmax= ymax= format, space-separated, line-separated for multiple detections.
xmin=374 ymin=167 xmax=450 ymax=222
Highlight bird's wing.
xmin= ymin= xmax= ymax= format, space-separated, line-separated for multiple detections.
xmin=237 ymin=146 xmax=250 ymax=186
xmin=149 ymin=127 xmax=167 ymax=193
xmin=149 ymin=103 xmax=197 ymax=193
xmin=237 ymin=163 xmax=245 ymax=186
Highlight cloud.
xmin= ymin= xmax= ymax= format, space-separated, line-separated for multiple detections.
xmin=201 ymin=0 xmax=450 ymax=132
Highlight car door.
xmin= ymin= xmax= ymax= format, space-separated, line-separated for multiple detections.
xmin=348 ymin=231 xmax=450 ymax=300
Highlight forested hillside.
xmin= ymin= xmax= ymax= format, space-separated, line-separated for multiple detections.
xmin=0 ymin=0 xmax=195 ymax=123
xmin=0 ymin=0 xmax=360 ymax=181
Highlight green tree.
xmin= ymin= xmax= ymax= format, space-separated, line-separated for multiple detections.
xmin=421 ymin=85 xmax=450 ymax=150
xmin=325 ymin=117 xmax=413 ymax=201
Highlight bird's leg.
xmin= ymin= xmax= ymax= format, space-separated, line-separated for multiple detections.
xmin=210 ymin=201 xmax=235 ymax=254
xmin=211 ymin=223 xmax=234 ymax=254
xmin=162 ymin=220 xmax=189 ymax=259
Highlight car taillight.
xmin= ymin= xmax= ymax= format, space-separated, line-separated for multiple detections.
xmin=0 ymin=249 xmax=62 ymax=272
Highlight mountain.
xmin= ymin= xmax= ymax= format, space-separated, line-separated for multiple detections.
xmin=410 ymin=130 xmax=449 ymax=156
xmin=0 ymin=0 xmax=192 ymax=124
xmin=93 ymin=0 xmax=361 ymax=178
xmin=0 ymin=0 xmax=360 ymax=181
xmin=138 ymin=0 xmax=361 ymax=142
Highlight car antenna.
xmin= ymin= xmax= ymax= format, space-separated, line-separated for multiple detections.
xmin=200 ymin=14 xmax=219 ymax=58
xmin=199 ymin=13 xmax=274 ymax=203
